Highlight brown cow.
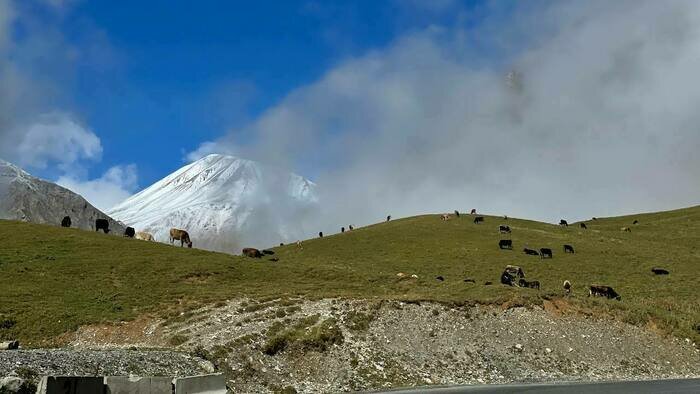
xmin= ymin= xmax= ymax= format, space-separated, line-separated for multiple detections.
xmin=589 ymin=284 xmax=621 ymax=300
xmin=169 ymin=228 xmax=192 ymax=248
xmin=242 ymin=248 xmax=263 ymax=258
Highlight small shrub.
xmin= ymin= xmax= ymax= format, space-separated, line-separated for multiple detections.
xmin=169 ymin=334 xmax=188 ymax=346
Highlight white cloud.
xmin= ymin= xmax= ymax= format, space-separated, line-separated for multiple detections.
xmin=15 ymin=112 xmax=102 ymax=169
xmin=57 ymin=164 xmax=138 ymax=212
xmin=192 ymin=0 xmax=700 ymax=232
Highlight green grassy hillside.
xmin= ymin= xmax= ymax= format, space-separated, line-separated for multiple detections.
xmin=1 ymin=205 xmax=699 ymax=346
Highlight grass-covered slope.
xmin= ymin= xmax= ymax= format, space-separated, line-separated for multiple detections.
xmin=1 ymin=205 xmax=699 ymax=346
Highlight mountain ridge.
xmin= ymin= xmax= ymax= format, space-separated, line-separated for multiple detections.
xmin=0 ymin=159 xmax=125 ymax=233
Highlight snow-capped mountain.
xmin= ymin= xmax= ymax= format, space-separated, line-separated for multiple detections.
xmin=108 ymin=154 xmax=318 ymax=253
xmin=0 ymin=159 xmax=125 ymax=232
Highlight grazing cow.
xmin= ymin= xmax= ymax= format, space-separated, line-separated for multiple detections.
xmin=341 ymin=226 xmax=345 ymax=233
xmin=563 ymin=244 xmax=575 ymax=254
xmin=441 ymin=214 xmax=450 ymax=221
xmin=95 ymin=219 xmax=110 ymax=234
xmin=523 ymin=248 xmax=540 ymax=256
xmin=169 ymin=228 xmax=193 ymax=248
xmin=473 ymin=216 xmax=484 ymax=224
xmin=61 ymin=216 xmax=71 ymax=228
xmin=580 ymin=222 xmax=587 ymax=229
xmin=540 ymin=248 xmax=553 ymax=259
xmin=470 ymin=209 xmax=477 ymax=215
xmin=319 ymin=231 xmax=324 ymax=238
xmin=387 ymin=215 xmax=391 ymax=222
xmin=499 ymin=225 xmax=511 ymax=234
xmin=563 ymin=280 xmax=572 ymax=295
xmin=263 ymin=249 xmax=275 ymax=255
xmin=436 ymin=276 xmax=445 ymax=281
xmin=454 ymin=210 xmax=460 ymax=217
xmin=651 ymin=267 xmax=669 ymax=275
xmin=633 ymin=220 xmax=639 ymax=225
xmin=500 ymin=265 xmax=525 ymax=286
xmin=518 ymin=278 xmax=540 ymax=290
xmin=242 ymin=248 xmax=263 ymax=258
xmin=349 ymin=225 xmax=354 ymax=231
xmin=135 ymin=232 xmax=154 ymax=241
xmin=621 ymin=227 xmax=631 ymax=232
xmin=124 ymin=227 xmax=135 ymax=238
xmin=589 ymin=284 xmax=621 ymax=300
xmin=559 ymin=219 xmax=568 ymax=227
xmin=498 ymin=239 xmax=513 ymax=250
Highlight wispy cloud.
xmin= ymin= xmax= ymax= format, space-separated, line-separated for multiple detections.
xmin=57 ymin=164 xmax=138 ymax=212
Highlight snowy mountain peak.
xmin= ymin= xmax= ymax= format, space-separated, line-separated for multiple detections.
xmin=108 ymin=154 xmax=317 ymax=253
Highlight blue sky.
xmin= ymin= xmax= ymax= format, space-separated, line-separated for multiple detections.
xmin=3 ymin=0 xmax=482 ymax=189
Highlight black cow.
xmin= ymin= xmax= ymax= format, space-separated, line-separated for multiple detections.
xmin=500 ymin=265 xmax=524 ymax=286
xmin=633 ymin=220 xmax=639 ymax=225
xmin=563 ymin=244 xmax=575 ymax=253
xmin=61 ymin=216 xmax=71 ymax=228
xmin=124 ymin=227 xmax=135 ymax=238
xmin=95 ymin=219 xmax=110 ymax=234
xmin=499 ymin=225 xmax=511 ymax=234
xmin=319 ymin=231 xmax=324 ymax=238
xmin=280 ymin=243 xmax=284 ymax=246
xmin=473 ymin=216 xmax=485 ymax=224
xmin=523 ymin=248 xmax=540 ymax=256
xmin=499 ymin=239 xmax=513 ymax=250
xmin=519 ymin=278 xmax=540 ymax=290
xmin=651 ymin=267 xmax=669 ymax=275
xmin=454 ymin=210 xmax=460 ymax=217
xmin=387 ymin=215 xmax=391 ymax=222
xmin=589 ymin=285 xmax=621 ymax=300
xmin=559 ymin=219 xmax=568 ymax=226
xmin=341 ymin=227 xmax=345 ymax=233
xmin=540 ymin=248 xmax=553 ymax=259
xmin=349 ymin=225 xmax=354 ymax=231
xmin=470 ymin=209 xmax=477 ymax=214
xmin=580 ymin=222 xmax=587 ymax=229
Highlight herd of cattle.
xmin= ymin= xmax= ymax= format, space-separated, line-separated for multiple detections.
xmin=438 ymin=210 xmax=669 ymax=301
xmin=57 ymin=210 xmax=669 ymax=302
xmin=60 ymin=216 xmax=192 ymax=247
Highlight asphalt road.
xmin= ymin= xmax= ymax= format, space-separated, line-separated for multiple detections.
xmin=373 ymin=379 xmax=700 ymax=394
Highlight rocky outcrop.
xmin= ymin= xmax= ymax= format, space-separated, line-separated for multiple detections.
xmin=0 ymin=160 xmax=124 ymax=233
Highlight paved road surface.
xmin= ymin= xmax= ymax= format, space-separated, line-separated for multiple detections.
xmin=374 ymin=379 xmax=700 ymax=394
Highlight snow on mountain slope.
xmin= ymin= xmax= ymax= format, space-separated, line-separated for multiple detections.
xmin=0 ymin=159 xmax=125 ymax=232
xmin=107 ymin=154 xmax=318 ymax=253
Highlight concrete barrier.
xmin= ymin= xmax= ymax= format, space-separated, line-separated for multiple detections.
xmin=37 ymin=376 xmax=105 ymax=394
xmin=173 ymin=374 xmax=226 ymax=394
xmin=104 ymin=376 xmax=172 ymax=394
